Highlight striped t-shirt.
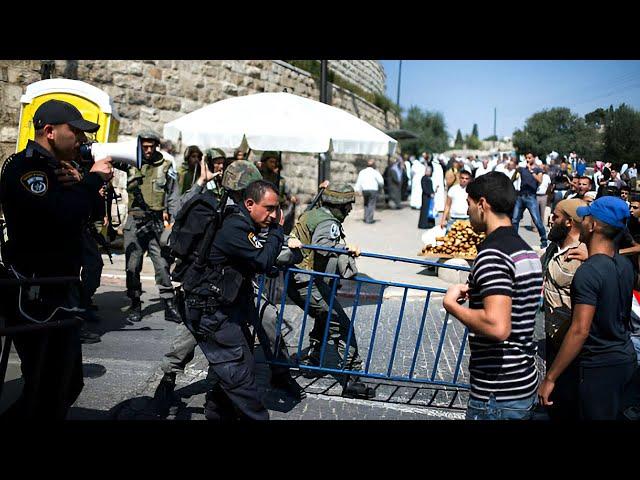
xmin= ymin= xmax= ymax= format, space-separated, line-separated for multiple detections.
xmin=466 ymin=226 xmax=543 ymax=401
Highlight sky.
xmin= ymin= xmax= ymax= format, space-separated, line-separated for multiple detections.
xmin=379 ymin=60 xmax=640 ymax=141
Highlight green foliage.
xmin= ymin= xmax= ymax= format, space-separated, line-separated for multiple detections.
xmin=602 ymin=103 xmax=640 ymax=165
xmin=484 ymin=135 xmax=498 ymax=141
xmin=284 ymin=60 xmax=400 ymax=115
xmin=454 ymin=129 xmax=464 ymax=148
xmin=400 ymin=106 xmax=450 ymax=155
xmin=471 ymin=123 xmax=479 ymax=138
xmin=465 ymin=134 xmax=483 ymax=150
xmin=512 ymin=107 xmax=604 ymax=161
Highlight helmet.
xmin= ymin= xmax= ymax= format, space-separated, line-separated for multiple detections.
xmin=205 ymin=148 xmax=226 ymax=161
xmin=260 ymin=151 xmax=279 ymax=162
xmin=138 ymin=130 xmax=161 ymax=144
xmin=221 ymin=160 xmax=263 ymax=191
xmin=321 ymin=183 xmax=356 ymax=205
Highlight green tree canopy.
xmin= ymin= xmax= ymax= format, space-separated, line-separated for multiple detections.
xmin=471 ymin=123 xmax=479 ymax=139
xmin=602 ymin=103 xmax=640 ymax=165
xmin=512 ymin=107 xmax=603 ymax=161
xmin=454 ymin=129 xmax=464 ymax=148
xmin=400 ymin=106 xmax=450 ymax=155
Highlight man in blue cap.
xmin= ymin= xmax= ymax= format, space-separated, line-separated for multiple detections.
xmin=538 ymin=195 xmax=638 ymax=420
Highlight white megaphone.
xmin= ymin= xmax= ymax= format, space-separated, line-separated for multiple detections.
xmin=78 ymin=136 xmax=144 ymax=171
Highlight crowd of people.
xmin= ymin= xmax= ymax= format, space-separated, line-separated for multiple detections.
xmin=1 ymin=98 xmax=639 ymax=421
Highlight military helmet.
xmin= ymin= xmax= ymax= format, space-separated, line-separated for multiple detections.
xmin=221 ymin=160 xmax=263 ymax=191
xmin=205 ymin=148 xmax=226 ymax=161
xmin=321 ymin=183 xmax=356 ymax=205
xmin=260 ymin=151 xmax=279 ymax=162
xmin=138 ymin=130 xmax=161 ymax=144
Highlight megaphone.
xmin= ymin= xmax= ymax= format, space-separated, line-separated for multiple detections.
xmin=78 ymin=136 xmax=145 ymax=171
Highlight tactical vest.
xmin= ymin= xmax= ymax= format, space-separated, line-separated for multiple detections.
xmin=291 ymin=207 xmax=337 ymax=271
xmin=178 ymin=165 xmax=196 ymax=195
xmin=128 ymin=159 xmax=172 ymax=211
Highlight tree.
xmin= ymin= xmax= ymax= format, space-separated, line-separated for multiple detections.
xmin=464 ymin=133 xmax=483 ymax=150
xmin=602 ymin=103 xmax=640 ymax=166
xmin=471 ymin=123 xmax=479 ymax=139
xmin=484 ymin=135 xmax=498 ymax=141
xmin=400 ymin=106 xmax=450 ymax=155
xmin=454 ymin=129 xmax=464 ymax=148
xmin=512 ymin=107 xmax=603 ymax=160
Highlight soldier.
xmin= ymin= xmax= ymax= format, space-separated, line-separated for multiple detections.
xmin=177 ymin=145 xmax=203 ymax=195
xmin=203 ymin=148 xmax=226 ymax=202
xmin=259 ymin=151 xmax=298 ymax=234
xmin=124 ymin=130 xmax=181 ymax=323
xmin=288 ymin=183 xmax=376 ymax=399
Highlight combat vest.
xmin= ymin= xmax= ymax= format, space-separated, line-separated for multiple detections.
xmin=128 ymin=158 xmax=173 ymax=212
xmin=291 ymin=207 xmax=338 ymax=271
xmin=178 ymin=165 xmax=196 ymax=195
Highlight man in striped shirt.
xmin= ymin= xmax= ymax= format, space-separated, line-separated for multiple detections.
xmin=444 ymin=172 xmax=544 ymax=420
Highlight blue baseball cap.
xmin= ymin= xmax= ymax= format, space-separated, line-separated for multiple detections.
xmin=576 ymin=195 xmax=630 ymax=228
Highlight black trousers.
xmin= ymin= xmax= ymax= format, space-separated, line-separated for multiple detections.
xmin=545 ymin=335 xmax=579 ymax=421
xmin=183 ymin=297 xmax=268 ymax=421
xmin=578 ymin=361 xmax=637 ymax=420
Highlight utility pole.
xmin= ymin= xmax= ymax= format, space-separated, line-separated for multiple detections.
xmin=318 ymin=60 xmax=330 ymax=184
xmin=493 ymin=108 xmax=497 ymax=140
xmin=396 ymin=60 xmax=403 ymax=107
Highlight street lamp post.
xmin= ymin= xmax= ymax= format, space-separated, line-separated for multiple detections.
xmin=318 ymin=60 xmax=331 ymax=184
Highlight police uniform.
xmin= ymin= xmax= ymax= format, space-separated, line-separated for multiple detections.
xmin=0 ymin=139 xmax=104 ymax=418
xmin=181 ymin=201 xmax=284 ymax=420
xmin=124 ymin=138 xmax=180 ymax=321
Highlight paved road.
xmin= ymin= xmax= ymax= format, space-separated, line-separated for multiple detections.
xmin=2 ymin=201 xmax=547 ymax=420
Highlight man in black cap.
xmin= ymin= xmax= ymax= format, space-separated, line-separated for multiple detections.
xmin=0 ymin=99 xmax=114 ymax=418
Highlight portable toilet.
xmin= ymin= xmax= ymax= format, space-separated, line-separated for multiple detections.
xmin=16 ymin=78 xmax=120 ymax=152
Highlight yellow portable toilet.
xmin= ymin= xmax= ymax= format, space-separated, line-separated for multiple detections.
xmin=16 ymin=78 xmax=120 ymax=152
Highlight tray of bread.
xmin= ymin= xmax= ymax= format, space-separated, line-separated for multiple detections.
xmin=418 ymin=220 xmax=485 ymax=259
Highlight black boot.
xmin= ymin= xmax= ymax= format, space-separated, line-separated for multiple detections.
xmin=299 ymin=340 xmax=322 ymax=378
xmin=126 ymin=298 xmax=142 ymax=323
xmin=152 ymin=372 xmax=176 ymax=418
xmin=270 ymin=371 xmax=306 ymax=400
xmin=79 ymin=325 xmax=101 ymax=344
xmin=342 ymin=376 xmax=376 ymax=399
xmin=204 ymin=387 xmax=238 ymax=422
xmin=163 ymin=298 xmax=182 ymax=323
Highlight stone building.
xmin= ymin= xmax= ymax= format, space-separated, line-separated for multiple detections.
xmin=0 ymin=60 xmax=400 ymax=205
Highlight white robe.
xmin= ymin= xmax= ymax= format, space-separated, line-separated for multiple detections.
xmin=432 ymin=161 xmax=446 ymax=212
xmin=410 ymin=161 xmax=426 ymax=208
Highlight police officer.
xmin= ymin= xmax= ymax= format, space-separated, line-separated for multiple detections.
xmin=0 ymin=99 xmax=114 ymax=418
xmin=182 ymin=177 xmax=285 ymax=420
xmin=154 ymin=160 xmax=304 ymax=417
xmin=288 ymin=183 xmax=376 ymax=399
xmin=124 ymin=130 xmax=181 ymax=323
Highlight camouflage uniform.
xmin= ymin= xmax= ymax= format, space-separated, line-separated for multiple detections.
xmin=288 ymin=184 xmax=362 ymax=371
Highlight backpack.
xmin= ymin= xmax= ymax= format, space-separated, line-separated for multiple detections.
xmin=167 ymin=191 xmax=221 ymax=283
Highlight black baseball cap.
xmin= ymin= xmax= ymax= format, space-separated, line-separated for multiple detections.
xmin=32 ymin=99 xmax=100 ymax=133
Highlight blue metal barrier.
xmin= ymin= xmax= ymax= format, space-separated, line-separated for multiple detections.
xmin=256 ymin=245 xmax=473 ymax=390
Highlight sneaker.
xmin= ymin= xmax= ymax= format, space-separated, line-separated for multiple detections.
xmin=624 ymin=406 xmax=640 ymax=421
xmin=79 ymin=328 xmax=101 ymax=344
xmin=270 ymin=372 xmax=306 ymax=400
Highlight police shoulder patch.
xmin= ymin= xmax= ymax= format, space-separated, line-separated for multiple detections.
xmin=21 ymin=171 xmax=48 ymax=196
xmin=248 ymin=232 xmax=263 ymax=249
xmin=329 ymin=222 xmax=340 ymax=240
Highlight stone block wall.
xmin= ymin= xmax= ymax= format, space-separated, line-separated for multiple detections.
xmin=0 ymin=60 xmax=400 ymax=205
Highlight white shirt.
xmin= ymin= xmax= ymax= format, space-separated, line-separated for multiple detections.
xmin=355 ymin=166 xmax=384 ymax=192
xmin=448 ymin=184 xmax=469 ymax=218
xmin=475 ymin=165 xmax=492 ymax=178
xmin=537 ymin=173 xmax=551 ymax=195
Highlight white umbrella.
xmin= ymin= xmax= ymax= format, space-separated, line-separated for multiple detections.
xmin=163 ymin=92 xmax=397 ymax=156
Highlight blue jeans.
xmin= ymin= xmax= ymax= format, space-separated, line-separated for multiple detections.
xmin=512 ymin=193 xmax=548 ymax=245
xmin=632 ymin=336 xmax=640 ymax=366
xmin=466 ymin=393 xmax=537 ymax=420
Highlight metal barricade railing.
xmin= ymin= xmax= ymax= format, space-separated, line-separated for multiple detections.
xmin=256 ymin=245 xmax=473 ymax=390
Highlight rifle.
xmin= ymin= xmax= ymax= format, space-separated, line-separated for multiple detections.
xmin=89 ymin=223 xmax=113 ymax=264
xmin=305 ymin=180 xmax=330 ymax=212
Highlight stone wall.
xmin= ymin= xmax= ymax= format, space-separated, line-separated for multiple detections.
xmin=328 ymin=60 xmax=386 ymax=95
xmin=0 ymin=60 xmax=400 ymax=204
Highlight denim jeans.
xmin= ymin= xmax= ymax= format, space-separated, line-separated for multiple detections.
xmin=466 ymin=393 xmax=537 ymax=420
xmin=512 ymin=193 xmax=548 ymax=246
